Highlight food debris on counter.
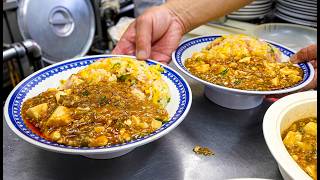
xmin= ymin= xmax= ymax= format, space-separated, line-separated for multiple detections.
xmin=193 ymin=145 xmax=214 ymax=156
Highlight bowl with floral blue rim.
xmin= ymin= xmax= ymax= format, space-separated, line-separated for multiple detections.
xmin=172 ymin=35 xmax=314 ymax=110
xmin=4 ymin=54 xmax=192 ymax=159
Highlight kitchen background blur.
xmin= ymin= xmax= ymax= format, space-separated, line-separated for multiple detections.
xmin=2 ymin=0 xmax=317 ymax=103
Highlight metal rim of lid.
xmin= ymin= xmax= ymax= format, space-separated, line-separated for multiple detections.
xmin=17 ymin=0 xmax=96 ymax=64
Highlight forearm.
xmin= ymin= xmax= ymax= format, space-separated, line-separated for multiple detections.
xmin=164 ymin=0 xmax=253 ymax=33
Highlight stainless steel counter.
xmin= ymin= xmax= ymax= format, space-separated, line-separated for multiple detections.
xmin=3 ymin=62 xmax=283 ymax=180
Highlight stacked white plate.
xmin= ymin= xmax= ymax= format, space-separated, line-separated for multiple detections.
xmin=227 ymin=0 xmax=273 ymax=21
xmin=275 ymin=0 xmax=317 ymax=27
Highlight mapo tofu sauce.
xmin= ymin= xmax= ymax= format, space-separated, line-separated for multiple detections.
xmin=21 ymin=81 xmax=169 ymax=147
xmin=282 ymin=117 xmax=317 ymax=179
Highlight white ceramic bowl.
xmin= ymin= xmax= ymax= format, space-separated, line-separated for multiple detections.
xmin=172 ymin=35 xmax=314 ymax=110
xmin=4 ymin=55 xmax=192 ymax=159
xmin=263 ymin=91 xmax=317 ymax=180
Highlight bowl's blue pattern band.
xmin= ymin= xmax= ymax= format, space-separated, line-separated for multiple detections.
xmin=174 ymin=35 xmax=311 ymax=87
xmin=8 ymin=56 xmax=190 ymax=150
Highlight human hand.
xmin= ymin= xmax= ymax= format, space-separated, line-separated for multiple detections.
xmin=112 ymin=6 xmax=185 ymax=64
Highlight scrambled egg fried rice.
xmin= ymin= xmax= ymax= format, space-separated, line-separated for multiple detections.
xmin=60 ymin=57 xmax=171 ymax=107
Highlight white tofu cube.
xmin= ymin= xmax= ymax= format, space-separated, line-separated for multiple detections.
xmin=46 ymin=106 xmax=72 ymax=127
xmin=283 ymin=131 xmax=302 ymax=147
xmin=303 ymin=122 xmax=317 ymax=136
xmin=26 ymin=103 xmax=48 ymax=120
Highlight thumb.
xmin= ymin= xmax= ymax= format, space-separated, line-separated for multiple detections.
xmin=290 ymin=44 xmax=317 ymax=63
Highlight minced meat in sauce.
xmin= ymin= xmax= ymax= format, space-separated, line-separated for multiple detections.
xmin=21 ymin=81 xmax=168 ymax=147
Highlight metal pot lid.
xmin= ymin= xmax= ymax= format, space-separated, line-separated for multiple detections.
xmin=17 ymin=0 xmax=95 ymax=64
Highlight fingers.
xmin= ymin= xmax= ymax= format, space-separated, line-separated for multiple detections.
xmin=112 ymin=39 xmax=135 ymax=55
xmin=310 ymin=59 xmax=317 ymax=69
xmin=149 ymin=19 xmax=184 ymax=64
xmin=150 ymin=51 xmax=171 ymax=64
xmin=300 ymin=68 xmax=317 ymax=91
xmin=135 ymin=15 xmax=153 ymax=60
xmin=290 ymin=44 xmax=317 ymax=63
xmin=112 ymin=22 xmax=136 ymax=55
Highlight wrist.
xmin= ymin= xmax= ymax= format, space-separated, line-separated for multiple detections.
xmin=163 ymin=3 xmax=190 ymax=34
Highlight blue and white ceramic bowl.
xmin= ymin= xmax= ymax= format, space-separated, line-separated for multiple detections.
xmin=4 ymin=55 xmax=192 ymax=159
xmin=172 ymin=35 xmax=314 ymax=110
